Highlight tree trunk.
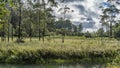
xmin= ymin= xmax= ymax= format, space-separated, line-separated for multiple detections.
xmin=29 ymin=26 xmax=32 ymax=41
xmin=18 ymin=2 xmax=22 ymax=40
xmin=30 ymin=26 xmax=32 ymax=41
xmin=39 ymin=29 xmax=41 ymax=41
xmin=42 ymin=30 xmax=45 ymax=43
xmin=11 ymin=26 xmax=14 ymax=41
xmin=38 ymin=10 xmax=41 ymax=41
xmin=8 ymin=19 xmax=10 ymax=42
xmin=109 ymin=22 xmax=112 ymax=38
xmin=62 ymin=35 xmax=65 ymax=43
xmin=1 ymin=23 xmax=5 ymax=42
xmin=29 ymin=11 xmax=32 ymax=41
xmin=8 ymin=12 xmax=12 ymax=42
xmin=43 ymin=1 xmax=46 ymax=43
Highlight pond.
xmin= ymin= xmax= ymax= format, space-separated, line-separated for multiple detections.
xmin=0 ymin=63 xmax=119 ymax=68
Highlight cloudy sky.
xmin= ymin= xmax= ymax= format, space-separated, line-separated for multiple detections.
xmin=53 ymin=0 xmax=109 ymax=32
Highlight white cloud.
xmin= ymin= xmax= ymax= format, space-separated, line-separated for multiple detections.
xmin=53 ymin=0 xmax=119 ymax=32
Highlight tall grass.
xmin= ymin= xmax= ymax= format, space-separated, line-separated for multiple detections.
xmin=0 ymin=37 xmax=120 ymax=64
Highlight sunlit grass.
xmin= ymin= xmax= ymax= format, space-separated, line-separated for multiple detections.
xmin=0 ymin=37 xmax=120 ymax=64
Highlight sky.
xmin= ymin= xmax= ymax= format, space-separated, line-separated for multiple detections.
xmin=52 ymin=0 xmax=108 ymax=32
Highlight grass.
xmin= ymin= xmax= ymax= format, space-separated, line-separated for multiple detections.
xmin=0 ymin=37 xmax=120 ymax=64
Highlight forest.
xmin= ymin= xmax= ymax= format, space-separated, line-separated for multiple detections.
xmin=0 ymin=0 xmax=120 ymax=42
xmin=0 ymin=0 xmax=120 ymax=67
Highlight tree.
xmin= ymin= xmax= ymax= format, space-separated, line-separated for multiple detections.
xmin=84 ymin=31 xmax=92 ymax=38
xmin=33 ymin=0 xmax=57 ymax=42
xmin=78 ymin=23 xmax=82 ymax=32
xmin=25 ymin=0 xmax=35 ymax=41
xmin=11 ymin=0 xmax=24 ymax=42
xmin=114 ymin=26 xmax=120 ymax=40
xmin=33 ymin=0 xmax=43 ymax=41
xmin=0 ymin=0 xmax=10 ymax=41
xmin=18 ymin=0 xmax=22 ymax=42
xmin=58 ymin=0 xmax=74 ymax=43
xmin=42 ymin=0 xmax=57 ymax=43
xmin=97 ymin=28 xmax=104 ymax=37
xmin=5 ymin=0 xmax=15 ymax=42
xmin=100 ymin=0 xmax=120 ymax=38
xmin=113 ymin=21 xmax=120 ymax=40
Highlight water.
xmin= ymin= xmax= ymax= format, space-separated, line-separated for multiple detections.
xmin=0 ymin=63 xmax=119 ymax=68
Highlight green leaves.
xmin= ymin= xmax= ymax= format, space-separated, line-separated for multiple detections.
xmin=0 ymin=1 xmax=7 ymax=19
xmin=0 ymin=0 xmax=11 ymax=31
xmin=9 ymin=1 xmax=14 ymax=7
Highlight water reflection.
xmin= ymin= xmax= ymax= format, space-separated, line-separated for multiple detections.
xmin=0 ymin=63 xmax=119 ymax=68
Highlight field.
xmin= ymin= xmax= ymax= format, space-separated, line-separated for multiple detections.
xmin=0 ymin=36 xmax=120 ymax=64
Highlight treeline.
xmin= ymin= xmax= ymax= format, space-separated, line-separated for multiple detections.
xmin=0 ymin=0 xmax=120 ymax=43
xmin=96 ymin=22 xmax=120 ymax=39
xmin=0 ymin=0 xmax=83 ymax=43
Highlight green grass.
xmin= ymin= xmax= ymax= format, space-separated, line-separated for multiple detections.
xmin=0 ymin=37 xmax=120 ymax=64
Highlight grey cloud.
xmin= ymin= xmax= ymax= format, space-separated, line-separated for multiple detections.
xmin=80 ymin=17 xmax=86 ymax=20
xmin=72 ymin=4 xmax=97 ymax=28
xmin=82 ymin=21 xmax=95 ymax=28
xmin=82 ymin=17 xmax=95 ymax=28
xmin=87 ymin=11 xmax=98 ymax=18
xmin=65 ymin=14 xmax=72 ymax=19
xmin=72 ymin=16 xmax=95 ymax=28
xmin=64 ymin=0 xmax=84 ymax=3
xmin=73 ymin=21 xmax=80 ymax=25
xmin=74 ymin=4 xmax=86 ymax=14
xmin=73 ymin=21 xmax=95 ymax=28
xmin=54 ymin=0 xmax=102 ymax=31
xmin=82 ymin=9 xmax=97 ymax=18
xmin=73 ymin=4 xmax=97 ymax=18
xmin=56 ymin=0 xmax=85 ymax=3
xmin=86 ymin=17 xmax=93 ymax=21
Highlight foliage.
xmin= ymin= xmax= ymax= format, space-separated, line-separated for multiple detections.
xmin=0 ymin=1 xmax=9 ymax=28
xmin=84 ymin=31 xmax=92 ymax=38
xmin=114 ymin=25 xmax=120 ymax=40
xmin=100 ymin=0 xmax=120 ymax=38
xmin=97 ymin=28 xmax=105 ymax=37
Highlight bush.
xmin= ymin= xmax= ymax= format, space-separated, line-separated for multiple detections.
xmin=84 ymin=31 xmax=92 ymax=38
xmin=15 ymin=39 xmax=25 ymax=43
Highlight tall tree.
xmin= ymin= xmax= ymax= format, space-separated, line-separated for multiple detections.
xmin=100 ymin=0 xmax=120 ymax=38
xmin=33 ymin=0 xmax=57 ymax=42
xmin=18 ymin=0 xmax=22 ymax=41
xmin=58 ymin=0 xmax=73 ymax=43
xmin=97 ymin=28 xmax=104 ymax=37
xmin=5 ymin=0 xmax=15 ymax=42
xmin=26 ymin=0 xmax=34 ymax=41
xmin=42 ymin=0 xmax=57 ymax=43
xmin=0 ymin=0 xmax=10 ymax=41
xmin=78 ymin=23 xmax=82 ymax=32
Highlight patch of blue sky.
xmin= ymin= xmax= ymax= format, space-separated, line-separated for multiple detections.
xmin=101 ymin=2 xmax=112 ymax=8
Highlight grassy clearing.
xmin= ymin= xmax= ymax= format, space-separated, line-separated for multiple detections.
xmin=0 ymin=37 xmax=120 ymax=64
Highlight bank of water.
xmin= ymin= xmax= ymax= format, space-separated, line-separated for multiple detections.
xmin=0 ymin=63 xmax=119 ymax=68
